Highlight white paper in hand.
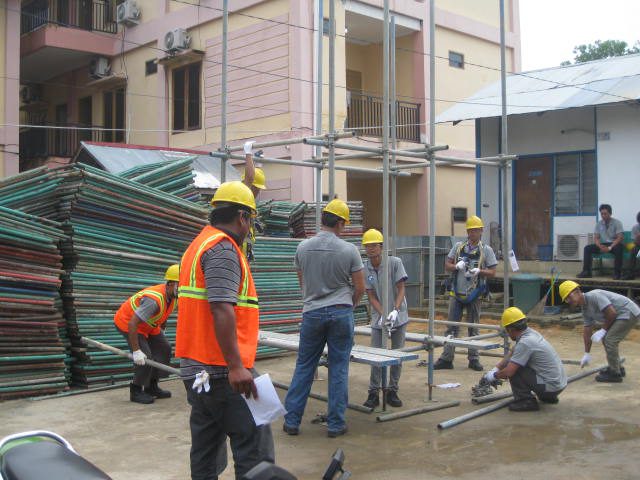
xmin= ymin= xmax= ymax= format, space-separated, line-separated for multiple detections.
xmin=242 ymin=373 xmax=286 ymax=426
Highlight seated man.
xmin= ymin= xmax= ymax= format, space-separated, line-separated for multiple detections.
xmin=483 ymin=307 xmax=567 ymax=412
xmin=623 ymin=211 xmax=640 ymax=280
xmin=577 ymin=203 xmax=624 ymax=280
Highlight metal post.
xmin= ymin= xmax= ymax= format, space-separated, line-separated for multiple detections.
xmin=315 ymin=0 xmax=324 ymax=232
xmin=328 ymin=0 xmax=336 ymax=199
xmin=427 ymin=0 xmax=436 ymax=401
xmin=499 ymin=0 xmax=510 ymax=313
xmin=220 ymin=0 xmax=229 ymax=183
xmin=390 ymin=16 xmax=398 ymax=256
xmin=382 ymin=1 xmax=391 ymax=358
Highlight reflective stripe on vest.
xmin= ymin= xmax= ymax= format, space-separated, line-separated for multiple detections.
xmin=129 ymin=289 xmax=166 ymax=327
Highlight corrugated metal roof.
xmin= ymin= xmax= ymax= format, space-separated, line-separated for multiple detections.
xmin=75 ymin=142 xmax=240 ymax=189
xmin=436 ymin=53 xmax=640 ymax=123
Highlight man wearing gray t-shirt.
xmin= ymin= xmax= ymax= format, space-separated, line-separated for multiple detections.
xmin=560 ymin=281 xmax=639 ymax=382
xmin=483 ymin=307 xmax=567 ymax=412
xmin=578 ymin=203 xmax=625 ymax=280
xmin=283 ymin=199 xmax=365 ymax=438
xmin=434 ymin=215 xmax=497 ymax=372
xmin=623 ymin=211 xmax=640 ymax=280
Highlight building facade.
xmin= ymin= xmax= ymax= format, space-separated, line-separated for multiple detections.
xmin=7 ymin=0 xmax=520 ymax=235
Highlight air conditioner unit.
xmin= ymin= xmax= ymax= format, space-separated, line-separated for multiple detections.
xmin=164 ymin=28 xmax=191 ymax=52
xmin=556 ymin=233 xmax=595 ymax=261
xmin=116 ymin=0 xmax=140 ymax=26
xmin=20 ymin=84 xmax=42 ymax=104
xmin=89 ymin=57 xmax=112 ymax=79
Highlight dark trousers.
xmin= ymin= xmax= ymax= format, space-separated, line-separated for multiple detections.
xmin=184 ymin=378 xmax=261 ymax=480
xmin=583 ymin=242 xmax=624 ymax=275
xmin=509 ymin=365 xmax=563 ymax=402
xmin=629 ymin=244 xmax=640 ymax=275
xmin=118 ymin=328 xmax=171 ymax=388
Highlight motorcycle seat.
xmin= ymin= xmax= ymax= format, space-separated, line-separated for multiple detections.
xmin=1 ymin=441 xmax=111 ymax=480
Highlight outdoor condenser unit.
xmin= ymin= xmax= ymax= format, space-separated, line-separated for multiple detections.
xmin=89 ymin=57 xmax=112 ymax=79
xmin=116 ymin=0 xmax=141 ymax=27
xmin=556 ymin=233 xmax=595 ymax=261
xmin=164 ymin=28 xmax=191 ymax=52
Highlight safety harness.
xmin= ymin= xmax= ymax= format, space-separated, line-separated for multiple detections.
xmin=449 ymin=241 xmax=488 ymax=304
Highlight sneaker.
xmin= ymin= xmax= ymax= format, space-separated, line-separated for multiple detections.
xmin=595 ymin=369 xmax=623 ymax=383
xmin=433 ymin=359 xmax=454 ymax=370
xmin=386 ymin=390 xmax=403 ymax=407
xmin=282 ymin=423 xmax=299 ymax=436
xmin=508 ymin=398 xmax=540 ymax=412
xmin=327 ymin=426 xmax=348 ymax=438
xmin=363 ymin=391 xmax=379 ymax=409
xmin=468 ymin=359 xmax=484 ymax=371
xmin=145 ymin=380 xmax=171 ymax=399
xmin=576 ymin=270 xmax=592 ymax=278
xmin=538 ymin=394 xmax=559 ymax=404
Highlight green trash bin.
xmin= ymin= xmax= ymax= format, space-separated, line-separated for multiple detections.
xmin=510 ymin=274 xmax=543 ymax=313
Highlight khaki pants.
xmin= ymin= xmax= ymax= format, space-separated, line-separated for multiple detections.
xmin=603 ymin=313 xmax=639 ymax=374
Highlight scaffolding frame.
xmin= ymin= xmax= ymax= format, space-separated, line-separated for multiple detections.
xmin=214 ymin=0 xmax=516 ymax=416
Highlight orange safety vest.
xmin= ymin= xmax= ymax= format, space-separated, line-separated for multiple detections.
xmin=175 ymin=226 xmax=259 ymax=368
xmin=113 ymin=284 xmax=176 ymax=337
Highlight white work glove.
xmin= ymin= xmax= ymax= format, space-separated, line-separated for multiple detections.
xmin=386 ymin=309 xmax=399 ymax=324
xmin=455 ymin=260 xmax=466 ymax=271
xmin=192 ymin=370 xmax=211 ymax=394
xmin=484 ymin=367 xmax=499 ymax=383
xmin=469 ymin=267 xmax=480 ymax=277
xmin=132 ymin=349 xmax=146 ymax=366
xmin=243 ymin=140 xmax=255 ymax=154
xmin=580 ymin=352 xmax=592 ymax=368
xmin=591 ymin=328 xmax=607 ymax=343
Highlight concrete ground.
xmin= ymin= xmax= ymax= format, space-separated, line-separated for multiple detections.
xmin=1 ymin=324 xmax=640 ymax=480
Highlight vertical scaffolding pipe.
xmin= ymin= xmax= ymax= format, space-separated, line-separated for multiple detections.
xmin=220 ymin=0 xmax=229 ymax=182
xmin=390 ymin=16 xmax=398 ymax=256
xmin=328 ymin=0 xmax=336 ymax=199
xmin=499 ymin=0 xmax=510 ymax=312
xmin=427 ymin=0 xmax=436 ymax=401
xmin=382 ymin=0 xmax=391 ymax=350
xmin=314 ymin=0 xmax=324 ymax=232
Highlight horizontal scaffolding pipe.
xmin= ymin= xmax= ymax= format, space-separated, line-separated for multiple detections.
xmin=437 ymin=397 xmax=514 ymax=430
xmin=225 ymin=131 xmax=355 ymax=152
xmin=409 ymin=317 xmax=503 ymax=331
xmin=376 ymin=400 xmax=460 ymax=422
xmin=272 ymin=380 xmax=373 ymax=414
xmin=304 ymin=138 xmax=382 ymax=154
xmin=471 ymin=358 xmax=624 ymax=405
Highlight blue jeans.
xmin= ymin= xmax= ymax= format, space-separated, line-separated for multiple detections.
xmin=284 ymin=305 xmax=354 ymax=433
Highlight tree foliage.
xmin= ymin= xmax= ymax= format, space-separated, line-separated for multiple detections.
xmin=561 ymin=40 xmax=640 ymax=66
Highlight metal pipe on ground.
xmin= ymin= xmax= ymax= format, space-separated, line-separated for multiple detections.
xmin=471 ymin=359 xmax=625 ymax=405
xmin=376 ymin=401 xmax=460 ymax=422
xmin=272 ymin=380 xmax=373 ymax=414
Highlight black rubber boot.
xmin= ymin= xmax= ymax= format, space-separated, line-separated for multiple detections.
xmin=468 ymin=359 xmax=484 ymax=371
xmin=363 ymin=391 xmax=379 ymax=409
xmin=433 ymin=359 xmax=454 ymax=370
xmin=386 ymin=390 xmax=403 ymax=407
xmin=130 ymin=383 xmax=154 ymax=404
xmin=146 ymin=379 xmax=171 ymax=399
xmin=596 ymin=369 xmax=623 ymax=383
xmin=508 ymin=398 xmax=540 ymax=412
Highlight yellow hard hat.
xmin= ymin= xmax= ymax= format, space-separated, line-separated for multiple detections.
xmin=323 ymin=199 xmax=350 ymax=224
xmin=501 ymin=307 xmax=526 ymax=328
xmin=241 ymin=167 xmax=267 ymax=190
xmin=466 ymin=215 xmax=484 ymax=230
xmin=164 ymin=264 xmax=180 ymax=282
xmin=626 ymin=242 xmax=636 ymax=252
xmin=211 ymin=181 xmax=257 ymax=212
xmin=362 ymin=228 xmax=383 ymax=245
xmin=559 ymin=280 xmax=580 ymax=302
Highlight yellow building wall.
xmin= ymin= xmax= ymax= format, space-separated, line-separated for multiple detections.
xmin=435 ymin=26 xmax=514 ymax=153
xmin=434 ymin=165 xmax=476 ymax=235
xmin=0 ymin=6 xmax=5 ymax=177
xmin=436 ymin=0 xmax=515 ymax=30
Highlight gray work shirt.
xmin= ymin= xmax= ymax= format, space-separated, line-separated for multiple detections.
xmin=595 ymin=217 xmax=623 ymax=243
xmin=582 ymin=289 xmax=640 ymax=327
xmin=135 ymin=297 xmax=160 ymax=324
xmin=510 ymin=328 xmax=567 ymax=392
xmin=364 ymin=256 xmax=409 ymax=329
xmin=632 ymin=224 xmax=640 ymax=239
xmin=294 ymin=230 xmax=364 ymax=313
xmin=447 ymin=241 xmax=497 ymax=295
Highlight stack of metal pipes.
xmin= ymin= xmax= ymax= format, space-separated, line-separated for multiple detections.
xmin=0 ymin=206 xmax=69 ymax=399
xmin=256 ymin=200 xmax=307 ymax=238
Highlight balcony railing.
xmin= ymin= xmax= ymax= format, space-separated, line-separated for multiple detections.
xmin=20 ymin=124 xmax=107 ymax=159
xmin=346 ymin=91 xmax=421 ymax=143
xmin=21 ymin=0 xmax=118 ymax=35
